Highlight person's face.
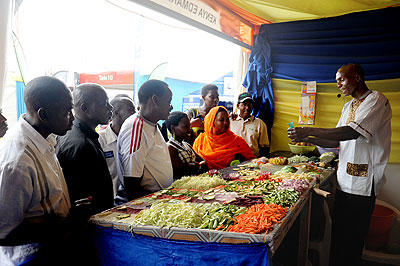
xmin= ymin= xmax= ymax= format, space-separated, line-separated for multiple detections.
xmin=155 ymin=88 xmax=173 ymax=121
xmin=0 ymin=111 xmax=8 ymax=137
xmin=88 ymin=90 xmax=113 ymax=125
xmin=238 ymin=100 xmax=254 ymax=120
xmin=212 ymin=110 xmax=229 ymax=135
xmin=203 ymin=90 xmax=219 ymax=109
xmin=336 ymin=70 xmax=358 ymax=97
xmin=47 ymin=92 xmax=74 ymax=136
xmin=117 ymin=98 xmax=135 ymax=123
xmin=172 ymin=116 xmax=191 ymax=142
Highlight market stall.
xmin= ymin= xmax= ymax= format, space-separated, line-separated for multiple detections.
xmin=90 ymin=151 xmax=336 ymax=266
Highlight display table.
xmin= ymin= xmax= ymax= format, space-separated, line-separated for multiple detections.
xmin=92 ymin=226 xmax=270 ymax=266
xmin=90 ymin=161 xmax=336 ymax=266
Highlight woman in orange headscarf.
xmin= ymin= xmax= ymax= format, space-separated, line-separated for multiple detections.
xmin=193 ymin=106 xmax=254 ymax=169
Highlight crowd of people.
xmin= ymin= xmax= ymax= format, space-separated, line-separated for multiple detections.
xmin=0 ymin=63 xmax=392 ymax=266
xmin=0 ymin=77 xmax=268 ymax=264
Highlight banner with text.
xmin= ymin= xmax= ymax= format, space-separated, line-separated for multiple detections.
xmin=131 ymin=0 xmax=254 ymax=49
xmin=80 ymin=71 xmax=135 ymax=86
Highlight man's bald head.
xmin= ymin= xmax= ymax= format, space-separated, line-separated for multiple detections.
xmin=24 ymin=76 xmax=71 ymax=114
xmin=73 ymin=83 xmax=106 ymax=108
xmin=137 ymin=80 xmax=172 ymax=123
xmin=73 ymin=83 xmax=113 ymax=128
xmin=337 ymin=63 xmax=365 ymax=82
xmin=138 ymin=80 xmax=170 ymax=104
xmin=336 ymin=63 xmax=368 ymax=99
xmin=109 ymin=95 xmax=135 ymax=135
xmin=110 ymin=94 xmax=133 ymax=114
xmin=23 ymin=76 xmax=74 ymax=137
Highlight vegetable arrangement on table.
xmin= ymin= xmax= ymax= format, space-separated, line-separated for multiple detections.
xmin=121 ymin=159 xmax=321 ymax=236
xmin=227 ymin=203 xmax=287 ymax=234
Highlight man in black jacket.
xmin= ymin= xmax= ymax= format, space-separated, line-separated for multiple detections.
xmin=56 ymin=83 xmax=114 ymax=217
xmin=56 ymin=83 xmax=114 ymax=265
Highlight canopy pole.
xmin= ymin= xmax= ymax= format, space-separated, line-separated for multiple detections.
xmin=0 ymin=0 xmax=13 ymax=107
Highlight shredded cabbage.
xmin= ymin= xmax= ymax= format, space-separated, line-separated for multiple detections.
xmin=133 ymin=201 xmax=208 ymax=228
xmin=132 ymin=201 xmax=245 ymax=230
xmin=171 ymin=175 xmax=226 ymax=190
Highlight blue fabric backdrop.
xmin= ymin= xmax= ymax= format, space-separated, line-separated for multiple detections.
xmin=92 ymin=226 xmax=270 ymax=266
xmin=243 ymin=6 xmax=400 ymax=126
xmin=243 ymin=34 xmax=275 ymax=129
xmin=262 ymin=6 xmax=400 ymax=83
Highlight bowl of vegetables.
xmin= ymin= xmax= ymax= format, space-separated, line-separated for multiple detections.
xmin=317 ymin=146 xmax=339 ymax=156
xmin=288 ymin=142 xmax=316 ymax=155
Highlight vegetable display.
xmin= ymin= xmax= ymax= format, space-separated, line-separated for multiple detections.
xmin=227 ymin=195 xmax=264 ymax=207
xmin=224 ymin=179 xmax=281 ymax=196
xmin=133 ymin=201 xmax=246 ymax=231
xmin=101 ymin=157 xmax=326 ymax=237
xmin=272 ymin=172 xmax=314 ymax=182
xmin=320 ymin=152 xmax=336 ymax=163
xmin=152 ymin=188 xmax=201 ymax=200
xmin=278 ymin=179 xmax=310 ymax=195
xmin=274 ymin=165 xmax=297 ymax=174
xmin=288 ymin=155 xmax=309 ymax=164
xmin=268 ymin=157 xmax=288 ymax=165
xmin=264 ymin=189 xmax=299 ymax=207
xmin=235 ymin=168 xmax=261 ymax=177
xmin=171 ymin=174 xmax=226 ymax=190
xmin=227 ymin=203 xmax=287 ymax=234
xmin=133 ymin=201 xmax=208 ymax=228
xmin=200 ymin=203 xmax=246 ymax=230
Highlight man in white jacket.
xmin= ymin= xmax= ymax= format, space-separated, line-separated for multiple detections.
xmin=0 ymin=76 xmax=74 ymax=265
xmin=288 ymin=63 xmax=392 ymax=266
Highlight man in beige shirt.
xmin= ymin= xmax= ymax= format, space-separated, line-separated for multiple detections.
xmin=98 ymin=94 xmax=135 ymax=199
xmin=231 ymin=92 xmax=270 ymax=158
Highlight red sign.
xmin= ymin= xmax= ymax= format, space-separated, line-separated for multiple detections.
xmin=79 ymin=70 xmax=134 ymax=85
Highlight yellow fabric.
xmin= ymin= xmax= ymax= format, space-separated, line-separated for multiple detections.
xmin=229 ymin=0 xmax=400 ymax=23
xmin=271 ymin=78 xmax=400 ymax=163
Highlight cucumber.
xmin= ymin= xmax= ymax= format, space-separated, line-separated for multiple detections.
xmin=202 ymin=194 xmax=216 ymax=200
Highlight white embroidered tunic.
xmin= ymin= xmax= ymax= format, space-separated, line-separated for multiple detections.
xmin=336 ymin=90 xmax=392 ymax=196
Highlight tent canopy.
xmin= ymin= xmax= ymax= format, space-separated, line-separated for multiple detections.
xmin=128 ymin=0 xmax=400 ymax=50
xmin=228 ymin=0 xmax=400 ymax=23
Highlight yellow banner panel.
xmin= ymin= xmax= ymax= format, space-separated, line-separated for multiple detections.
xmin=229 ymin=0 xmax=400 ymax=23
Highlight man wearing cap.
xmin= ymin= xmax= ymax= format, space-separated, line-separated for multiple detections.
xmin=230 ymin=92 xmax=270 ymax=158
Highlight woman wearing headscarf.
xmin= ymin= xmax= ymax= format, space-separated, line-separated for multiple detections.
xmin=193 ymin=106 xmax=255 ymax=170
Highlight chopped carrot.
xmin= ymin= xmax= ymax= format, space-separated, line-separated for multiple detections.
xmin=215 ymin=224 xmax=225 ymax=230
xmin=227 ymin=203 xmax=287 ymax=234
